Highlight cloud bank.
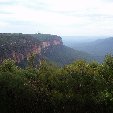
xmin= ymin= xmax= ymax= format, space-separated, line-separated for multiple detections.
xmin=0 ymin=0 xmax=113 ymax=36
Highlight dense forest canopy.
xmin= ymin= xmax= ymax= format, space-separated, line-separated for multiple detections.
xmin=0 ymin=55 xmax=113 ymax=113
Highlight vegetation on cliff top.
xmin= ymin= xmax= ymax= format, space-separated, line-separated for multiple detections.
xmin=0 ymin=33 xmax=61 ymax=44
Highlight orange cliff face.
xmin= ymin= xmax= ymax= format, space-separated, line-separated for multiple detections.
xmin=53 ymin=39 xmax=62 ymax=45
xmin=41 ymin=38 xmax=63 ymax=48
xmin=6 ymin=38 xmax=63 ymax=63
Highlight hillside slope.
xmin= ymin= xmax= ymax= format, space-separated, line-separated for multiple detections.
xmin=41 ymin=45 xmax=92 ymax=66
xmin=64 ymin=37 xmax=113 ymax=61
xmin=76 ymin=37 xmax=113 ymax=56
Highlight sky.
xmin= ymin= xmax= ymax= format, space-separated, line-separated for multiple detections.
xmin=0 ymin=0 xmax=113 ymax=36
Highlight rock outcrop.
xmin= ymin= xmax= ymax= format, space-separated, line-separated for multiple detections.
xmin=0 ymin=33 xmax=63 ymax=63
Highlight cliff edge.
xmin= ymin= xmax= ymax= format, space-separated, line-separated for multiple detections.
xmin=0 ymin=33 xmax=63 ymax=63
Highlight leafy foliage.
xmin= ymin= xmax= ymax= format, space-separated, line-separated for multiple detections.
xmin=0 ymin=55 xmax=113 ymax=113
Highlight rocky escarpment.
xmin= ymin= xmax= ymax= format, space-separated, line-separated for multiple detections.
xmin=0 ymin=33 xmax=63 ymax=63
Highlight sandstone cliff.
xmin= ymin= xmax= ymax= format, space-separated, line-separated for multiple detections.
xmin=0 ymin=33 xmax=63 ymax=63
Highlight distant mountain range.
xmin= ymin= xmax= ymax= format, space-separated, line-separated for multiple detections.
xmin=63 ymin=36 xmax=113 ymax=61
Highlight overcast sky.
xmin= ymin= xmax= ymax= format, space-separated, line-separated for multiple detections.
xmin=0 ymin=0 xmax=113 ymax=36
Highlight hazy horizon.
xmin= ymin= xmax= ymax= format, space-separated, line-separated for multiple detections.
xmin=62 ymin=35 xmax=112 ymax=43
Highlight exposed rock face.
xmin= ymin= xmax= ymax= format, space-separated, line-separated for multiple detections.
xmin=0 ymin=33 xmax=63 ymax=63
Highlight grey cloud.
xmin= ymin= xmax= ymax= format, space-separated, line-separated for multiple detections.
xmin=53 ymin=9 xmax=113 ymax=21
xmin=102 ymin=0 xmax=113 ymax=2
xmin=0 ymin=10 xmax=13 ymax=14
xmin=4 ymin=19 xmax=32 ymax=25
xmin=0 ymin=1 xmax=17 ymax=5
xmin=19 ymin=0 xmax=49 ymax=11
